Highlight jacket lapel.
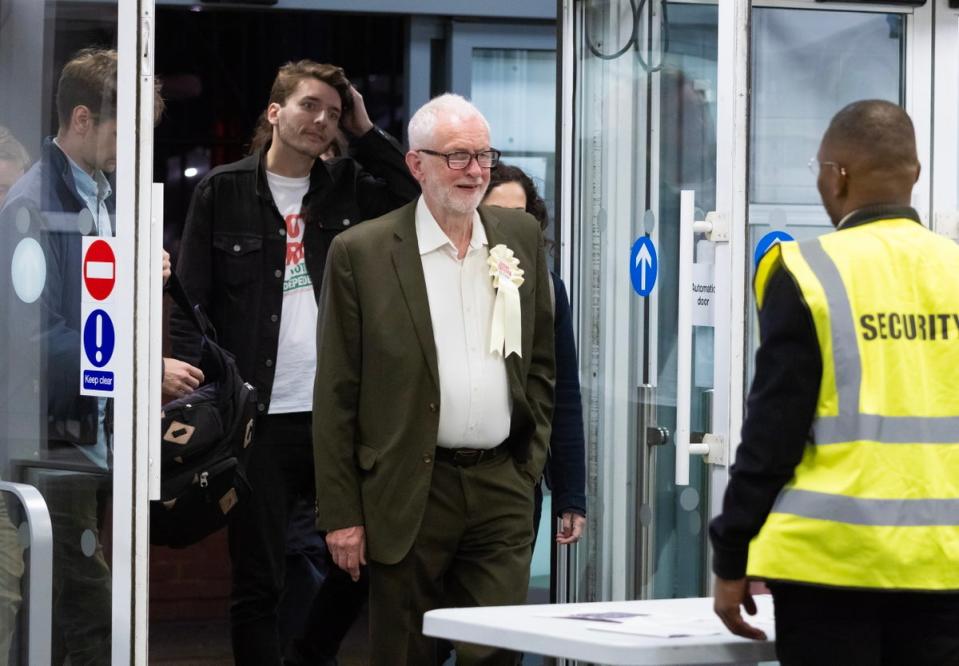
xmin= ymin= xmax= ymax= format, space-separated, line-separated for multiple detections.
xmin=479 ymin=207 xmax=524 ymax=396
xmin=391 ymin=204 xmax=440 ymax=390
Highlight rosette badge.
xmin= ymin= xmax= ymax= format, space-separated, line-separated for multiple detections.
xmin=487 ymin=244 xmax=525 ymax=358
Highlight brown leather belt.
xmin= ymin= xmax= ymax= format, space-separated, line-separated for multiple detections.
xmin=434 ymin=443 xmax=507 ymax=467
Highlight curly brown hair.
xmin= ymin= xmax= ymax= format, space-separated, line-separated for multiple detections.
xmin=248 ymin=60 xmax=353 ymax=155
xmin=487 ymin=164 xmax=549 ymax=232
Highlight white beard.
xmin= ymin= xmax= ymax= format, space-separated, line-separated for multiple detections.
xmin=426 ymin=179 xmax=486 ymax=216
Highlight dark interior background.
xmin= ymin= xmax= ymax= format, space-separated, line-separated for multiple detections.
xmin=154 ymin=7 xmax=409 ymax=257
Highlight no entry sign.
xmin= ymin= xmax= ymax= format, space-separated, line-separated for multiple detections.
xmin=79 ymin=237 xmax=119 ymax=396
xmin=83 ymin=238 xmax=116 ymax=301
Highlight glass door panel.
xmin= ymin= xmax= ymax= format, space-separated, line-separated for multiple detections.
xmin=747 ymin=7 xmax=907 ymax=381
xmin=0 ymin=1 xmax=144 ymax=661
xmin=570 ymin=0 xmax=720 ymax=601
xmin=450 ymin=22 xmax=560 ymax=609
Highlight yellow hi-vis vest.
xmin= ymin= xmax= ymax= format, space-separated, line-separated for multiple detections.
xmin=747 ymin=217 xmax=959 ymax=590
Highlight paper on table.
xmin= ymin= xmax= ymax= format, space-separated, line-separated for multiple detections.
xmin=547 ymin=611 xmax=649 ymax=623
xmin=586 ymin=613 xmax=773 ymax=639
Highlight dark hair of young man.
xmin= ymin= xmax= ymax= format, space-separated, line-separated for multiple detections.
xmin=248 ymin=60 xmax=354 ymax=154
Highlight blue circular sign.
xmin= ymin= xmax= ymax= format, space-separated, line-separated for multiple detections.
xmin=754 ymin=230 xmax=795 ymax=268
xmin=630 ymin=236 xmax=658 ymax=297
xmin=83 ymin=309 xmax=115 ymax=368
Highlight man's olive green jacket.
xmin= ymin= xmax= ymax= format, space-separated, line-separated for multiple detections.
xmin=312 ymin=199 xmax=555 ymax=565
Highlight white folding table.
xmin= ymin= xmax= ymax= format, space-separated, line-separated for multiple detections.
xmin=424 ymin=596 xmax=777 ymax=665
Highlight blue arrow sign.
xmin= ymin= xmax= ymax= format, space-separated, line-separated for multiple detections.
xmin=630 ymin=236 xmax=658 ymax=297
xmin=754 ymin=230 xmax=795 ymax=268
xmin=83 ymin=309 xmax=115 ymax=368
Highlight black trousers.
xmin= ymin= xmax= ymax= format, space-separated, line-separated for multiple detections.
xmin=228 ymin=412 xmax=367 ymax=666
xmin=769 ymin=582 xmax=959 ymax=666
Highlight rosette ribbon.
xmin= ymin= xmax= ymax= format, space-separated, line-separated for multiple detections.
xmin=488 ymin=244 xmax=524 ymax=358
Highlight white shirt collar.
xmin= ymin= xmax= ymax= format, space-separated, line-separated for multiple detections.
xmin=414 ymin=196 xmax=487 ymax=256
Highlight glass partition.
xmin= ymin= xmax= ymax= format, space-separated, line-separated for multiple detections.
xmin=0 ymin=2 xmax=128 ymax=662
xmin=570 ymin=0 xmax=719 ymax=601
xmin=746 ymin=7 xmax=906 ymax=381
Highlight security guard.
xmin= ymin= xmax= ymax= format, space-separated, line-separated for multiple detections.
xmin=710 ymin=99 xmax=959 ymax=664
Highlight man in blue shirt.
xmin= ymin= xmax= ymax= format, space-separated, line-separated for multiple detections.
xmin=0 ymin=47 xmax=169 ymax=665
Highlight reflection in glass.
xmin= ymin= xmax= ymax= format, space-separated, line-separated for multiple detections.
xmin=0 ymin=6 xmax=120 ymax=659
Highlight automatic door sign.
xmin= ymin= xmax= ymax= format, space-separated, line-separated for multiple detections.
xmin=80 ymin=307 xmax=116 ymax=396
xmin=754 ymin=230 xmax=795 ymax=268
xmin=630 ymin=236 xmax=658 ymax=297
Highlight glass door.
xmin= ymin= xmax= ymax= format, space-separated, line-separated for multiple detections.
xmin=564 ymin=0 xmax=948 ymax=609
xmin=746 ymin=1 xmax=917 ymax=397
xmin=445 ymin=20 xmax=562 ymax=609
xmin=566 ymin=0 xmax=735 ymax=602
xmin=448 ymin=22 xmax=560 ymax=256
xmin=0 ymin=1 xmax=154 ymax=662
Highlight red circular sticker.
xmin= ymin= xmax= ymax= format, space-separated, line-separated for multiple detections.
xmin=83 ymin=239 xmax=116 ymax=301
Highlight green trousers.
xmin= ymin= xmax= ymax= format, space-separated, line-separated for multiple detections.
xmin=369 ymin=450 xmax=536 ymax=665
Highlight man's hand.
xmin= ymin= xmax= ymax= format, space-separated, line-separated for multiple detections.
xmin=162 ymin=357 xmax=204 ymax=400
xmin=556 ymin=511 xmax=586 ymax=545
xmin=162 ymin=249 xmax=171 ymax=285
xmin=713 ymin=576 xmax=767 ymax=640
xmin=326 ymin=525 xmax=367 ymax=582
xmin=340 ymin=86 xmax=374 ymax=137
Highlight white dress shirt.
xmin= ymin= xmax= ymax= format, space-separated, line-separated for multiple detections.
xmin=415 ymin=197 xmax=512 ymax=449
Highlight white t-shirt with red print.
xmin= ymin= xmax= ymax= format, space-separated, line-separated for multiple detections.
xmin=266 ymin=170 xmax=317 ymax=414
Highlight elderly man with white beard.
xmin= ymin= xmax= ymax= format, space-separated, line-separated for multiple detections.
xmin=313 ymin=93 xmax=555 ymax=665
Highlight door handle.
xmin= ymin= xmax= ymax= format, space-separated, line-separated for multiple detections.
xmin=0 ymin=482 xmax=52 ymax=666
xmin=676 ymin=190 xmax=728 ymax=485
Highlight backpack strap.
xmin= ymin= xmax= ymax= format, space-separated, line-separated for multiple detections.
xmin=167 ymin=271 xmax=217 ymax=341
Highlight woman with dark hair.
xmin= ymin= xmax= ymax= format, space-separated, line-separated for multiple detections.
xmin=483 ymin=164 xmax=587 ymax=548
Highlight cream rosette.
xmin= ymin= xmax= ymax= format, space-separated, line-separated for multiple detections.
xmin=487 ymin=244 xmax=525 ymax=358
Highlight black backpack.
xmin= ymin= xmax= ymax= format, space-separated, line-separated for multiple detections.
xmin=150 ymin=273 xmax=257 ymax=548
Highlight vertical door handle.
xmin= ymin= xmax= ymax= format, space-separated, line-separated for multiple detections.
xmin=0 ymin=482 xmax=52 ymax=666
xmin=676 ymin=190 xmax=727 ymax=485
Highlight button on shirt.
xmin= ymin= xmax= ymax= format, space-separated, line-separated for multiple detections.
xmin=415 ymin=197 xmax=512 ymax=449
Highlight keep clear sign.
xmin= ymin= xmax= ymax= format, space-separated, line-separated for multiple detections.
xmin=691 ymin=240 xmax=715 ymax=327
xmin=80 ymin=237 xmax=118 ymax=396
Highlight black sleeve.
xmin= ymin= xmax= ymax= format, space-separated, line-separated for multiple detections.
xmin=708 ymin=265 xmax=821 ymax=580
xmin=547 ymin=273 xmax=587 ymax=517
xmin=168 ymin=180 xmax=213 ymax=367
xmin=348 ymin=127 xmax=420 ymax=220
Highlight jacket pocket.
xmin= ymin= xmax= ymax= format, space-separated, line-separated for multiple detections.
xmin=356 ymin=444 xmax=378 ymax=472
xmin=213 ymin=232 xmax=262 ymax=287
